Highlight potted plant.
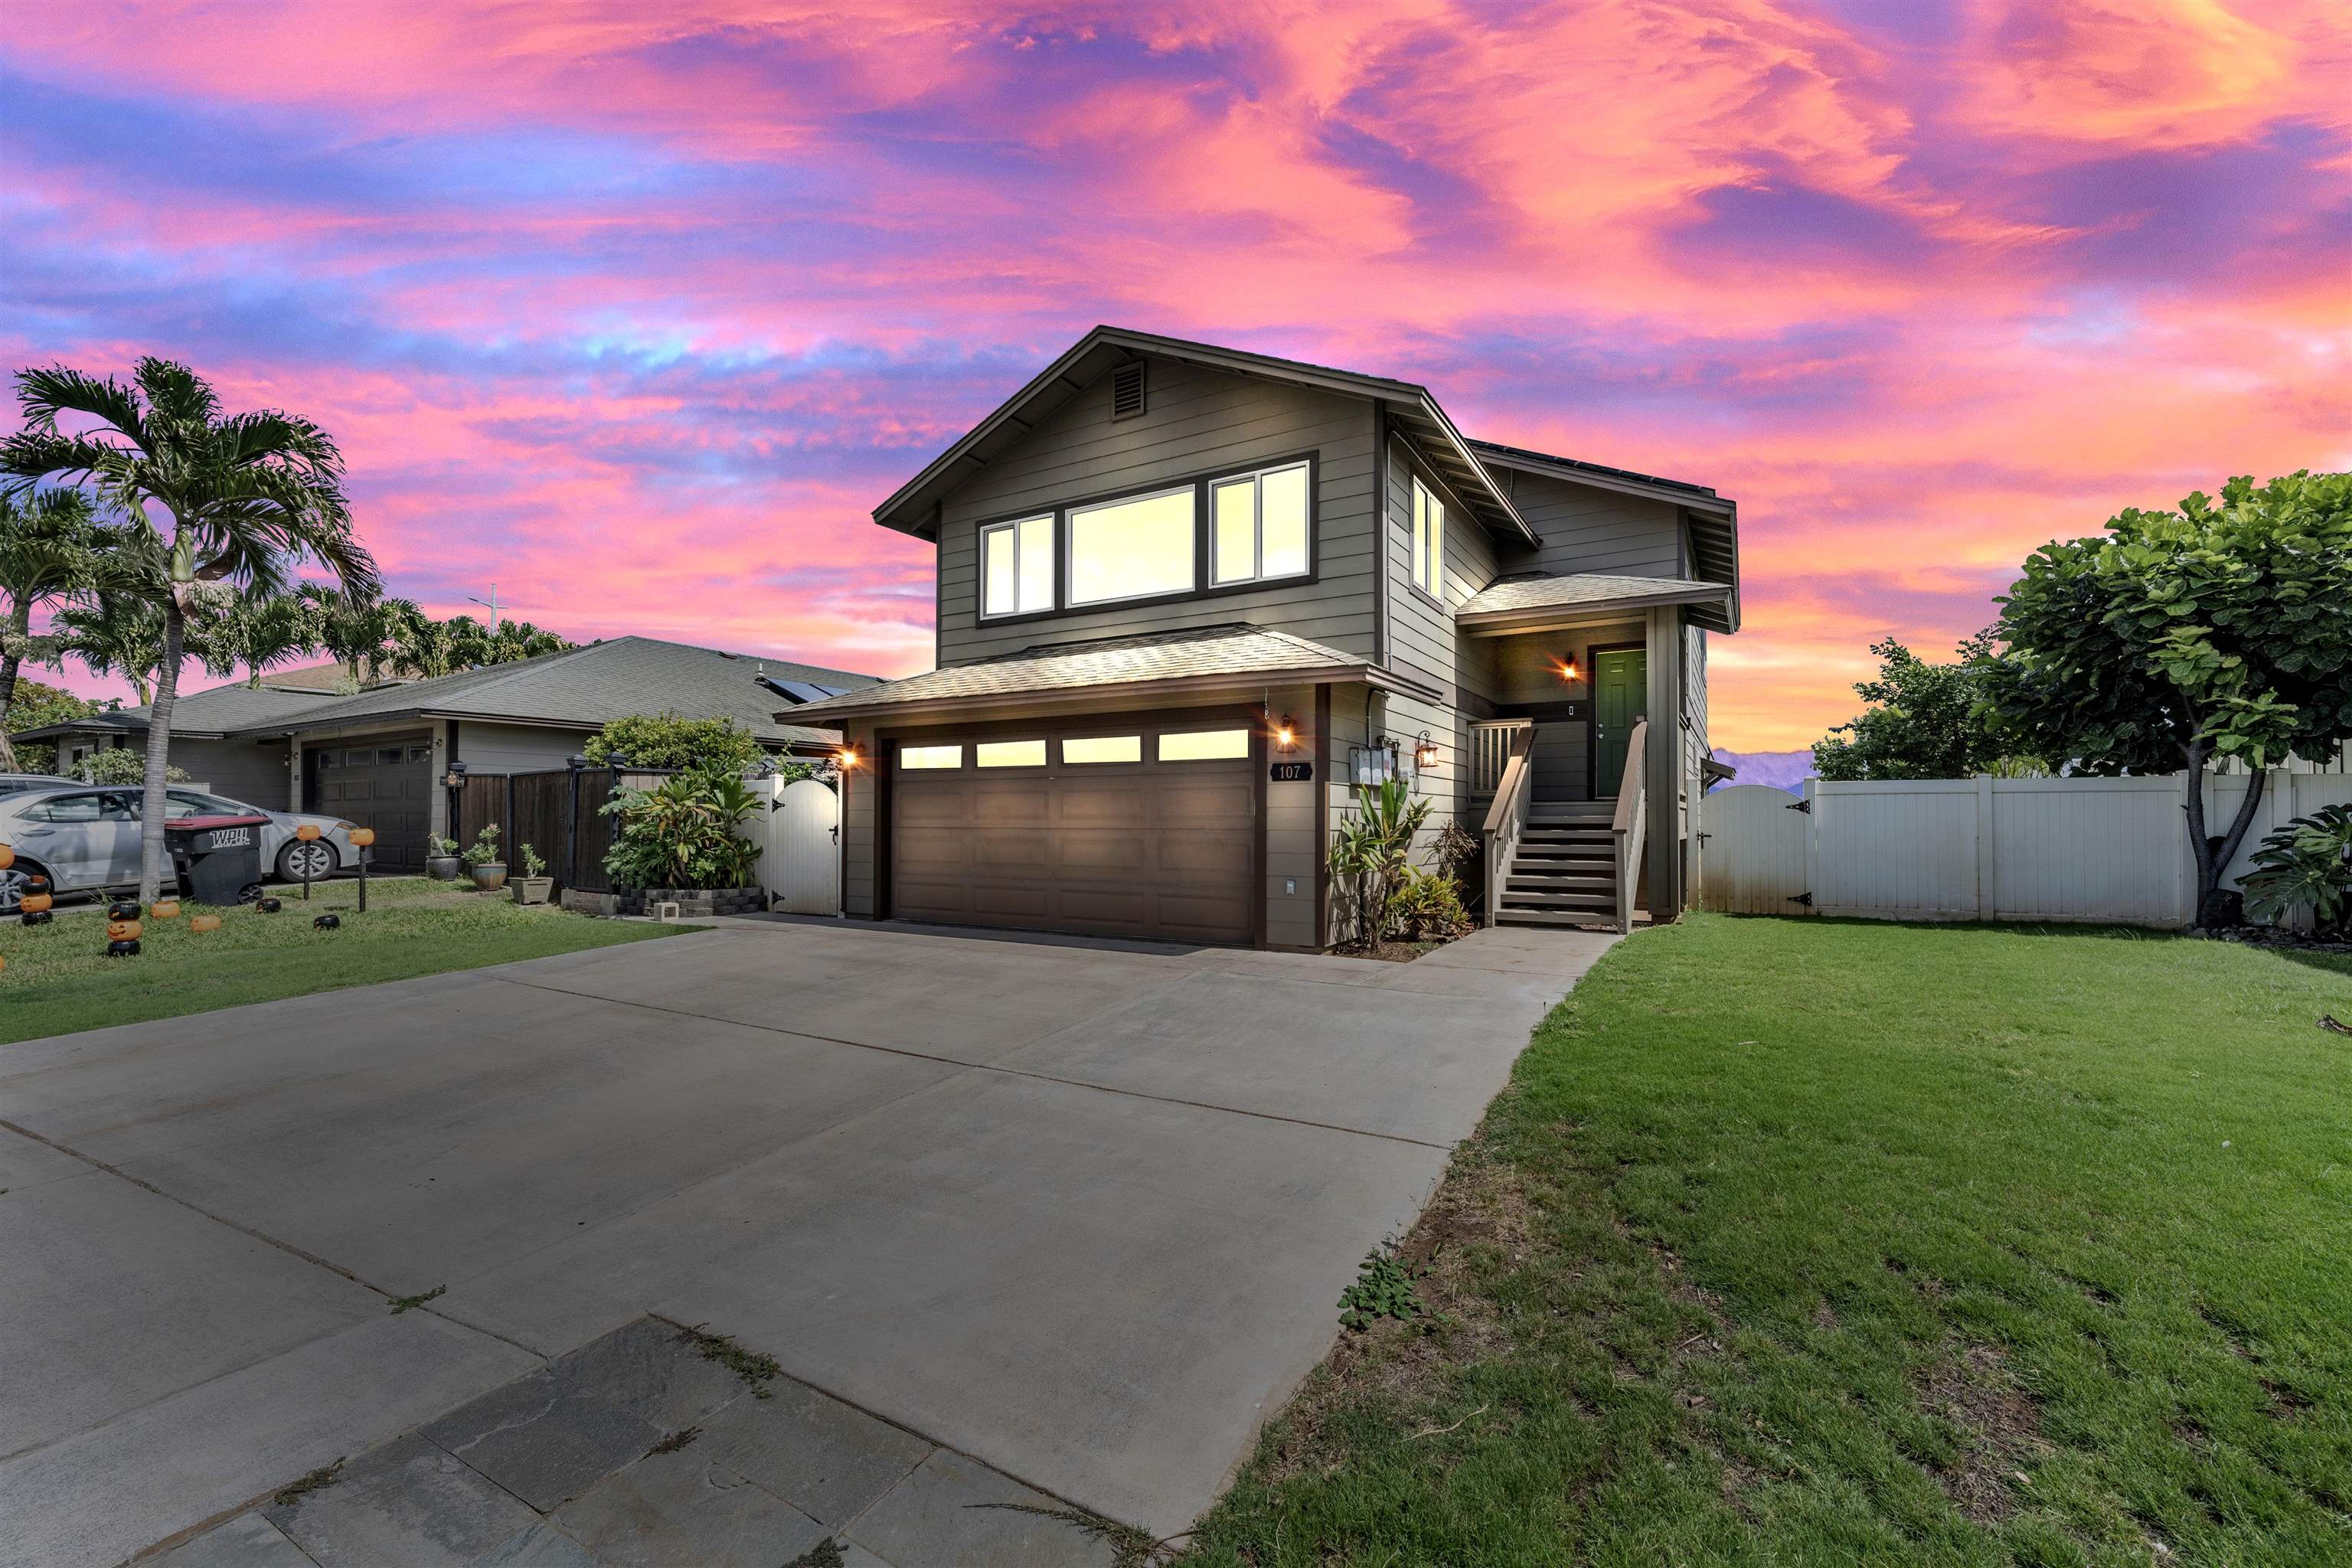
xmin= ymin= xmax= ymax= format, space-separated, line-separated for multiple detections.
xmin=510 ymin=842 xmax=554 ymax=906
xmin=461 ymin=824 xmax=508 ymax=892
xmin=424 ymin=835 xmax=462 ymax=882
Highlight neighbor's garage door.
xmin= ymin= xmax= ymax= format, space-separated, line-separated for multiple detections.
xmin=309 ymin=735 xmax=433 ymax=871
xmin=890 ymin=713 xmax=1257 ymax=943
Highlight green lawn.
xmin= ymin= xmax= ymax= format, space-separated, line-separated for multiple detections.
xmin=0 ymin=876 xmax=690 ymax=1044
xmin=1184 ymin=916 xmax=2352 ymax=1567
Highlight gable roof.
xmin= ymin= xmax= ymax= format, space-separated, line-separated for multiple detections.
xmin=778 ymin=623 xmax=1436 ymax=724
xmin=227 ymin=636 xmax=883 ymax=747
xmin=12 ymin=682 xmax=341 ymax=742
xmin=872 ymin=325 xmax=1537 ymax=547
xmin=1458 ymin=572 xmax=1734 ymax=633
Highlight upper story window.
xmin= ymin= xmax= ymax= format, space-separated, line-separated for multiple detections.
xmin=981 ymin=514 xmax=1054 ymax=618
xmin=1210 ymin=462 xmax=1310 ymax=586
xmin=1067 ymin=485 xmax=1195 ymax=607
xmin=1410 ymin=475 xmax=1446 ymax=597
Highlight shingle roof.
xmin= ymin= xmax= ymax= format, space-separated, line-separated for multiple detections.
xmin=780 ymin=624 xmax=1396 ymax=721
xmin=227 ymin=636 xmax=882 ymax=746
xmin=13 ymin=682 xmax=341 ymax=741
xmin=1457 ymin=573 xmax=1733 ymax=619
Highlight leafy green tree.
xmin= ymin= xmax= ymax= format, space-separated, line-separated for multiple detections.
xmin=2 ymin=675 xmax=98 ymax=774
xmin=583 ymin=710 xmax=763 ymax=772
xmin=2 ymin=359 xmax=378 ymax=901
xmin=389 ymin=602 xmax=459 ymax=679
xmin=1980 ymin=471 xmax=2352 ymax=926
xmin=301 ymin=586 xmax=415 ymax=687
xmin=1811 ymin=632 xmax=2038 ymax=780
xmin=0 ymin=487 xmax=120 ymax=769
xmin=200 ymin=590 xmax=322 ymax=688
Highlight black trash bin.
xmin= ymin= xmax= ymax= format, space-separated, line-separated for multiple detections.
xmin=165 ymin=814 xmax=270 ymax=906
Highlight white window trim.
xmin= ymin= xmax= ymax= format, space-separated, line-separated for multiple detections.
xmin=1211 ymin=461 xmax=1312 ymax=587
xmin=1063 ymin=482 xmax=1199 ymax=609
xmin=978 ymin=514 xmax=1054 ymax=620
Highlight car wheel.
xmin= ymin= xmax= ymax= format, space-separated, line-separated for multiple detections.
xmin=1 ymin=863 xmax=49 ymax=916
xmin=276 ymin=839 xmax=338 ymax=884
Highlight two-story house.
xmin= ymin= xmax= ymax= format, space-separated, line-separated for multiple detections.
xmin=785 ymin=327 xmax=1739 ymax=948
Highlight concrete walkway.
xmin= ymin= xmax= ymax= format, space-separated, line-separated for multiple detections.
xmin=0 ymin=920 xmax=1618 ymax=1566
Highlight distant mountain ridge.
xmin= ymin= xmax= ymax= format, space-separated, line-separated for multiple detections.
xmin=1710 ymin=749 xmax=1811 ymax=792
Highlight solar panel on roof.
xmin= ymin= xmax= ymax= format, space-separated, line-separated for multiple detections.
xmin=760 ymin=677 xmax=844 ymax=704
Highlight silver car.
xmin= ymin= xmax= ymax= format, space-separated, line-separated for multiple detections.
xmin=0 ymin=785 xmax=360 ymax=912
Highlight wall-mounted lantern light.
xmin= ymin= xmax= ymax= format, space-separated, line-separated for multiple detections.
xmin=1270 ymin=714 xmax=1299 ymax=753
xmin=443 ymin=760 xmax=469 ymax=789
xmin=1557 ymin=657 xmax=1581 ymax=683
xmin=1413 ymin=730 xmax=1441 ymax=771
xmin=837 ymin=746 xmax=860 ymax=769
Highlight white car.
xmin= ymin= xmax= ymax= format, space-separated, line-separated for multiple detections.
xmin=0 ymin=785 xmax=361 ymax=912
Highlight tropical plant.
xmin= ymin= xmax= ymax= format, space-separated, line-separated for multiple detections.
xmin=72 ymin=748 xmax=191 ymax=785
xmin=518 ymin=841 xmax=547 ymax=878
xmin=459 ymin=823 xmax=503 ymax=867
xmin=601 ymin=765 xmax=763 ymax=890
xmin=427 ymin=834 xmax=460 ymax=860
xmin=51 ymin=583 xmax=180 ymax=705
xmin=1813 ymin=632 xmax=2043 ymax=780
xmin=198 ymin=590 xmax=322 ymax=688
xmin=2239 ymin=805 xmax=2352 ymax=938
xmin=0 ymin=487 xmax=122 ymax=769
xmin=1329 ymin=778 xmax=1432 ymax=947
xmin=583 ymin=710 xmax=764 ymax=773
xmin=1390 ymin=868 xmax=1472 ymax=940
xmin=449 ymin=614 xmax=569 ymax=668
xmin=388 ymin=603 xmax=459 ymax=679
xmin=1978 ymin=471 xmax=2352 ymax=927
xmin=2 ymin=358 xmax=379 ymax=902
xmin=301 ymin=586 xmax=414 ymax=687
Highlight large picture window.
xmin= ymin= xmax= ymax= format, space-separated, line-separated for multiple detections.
xmin=1410 ymin=475 xmax=1445 ymax=597
xmin=981 ymin=514 xmax=1054 ymax=618
xmin=1210 ymin=462 xmax=1310 ymax=586
xmin=1067 ymin=485 xmax=1195 ymax=606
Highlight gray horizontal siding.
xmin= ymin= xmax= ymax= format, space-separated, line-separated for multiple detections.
xmin=1495 ymin=469 xmax=1684 ymax=580
xmin=936 ymin=358 xmax=1380 ymax=664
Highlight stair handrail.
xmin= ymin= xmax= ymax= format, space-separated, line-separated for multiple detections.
xmin=1611 ymin=717 xmax=1648 ymax=935
xmin=1481 ymin=727 xmax=1535 ymax=926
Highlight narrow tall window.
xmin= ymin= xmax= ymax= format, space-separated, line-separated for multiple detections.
xmin=981 ymin=514 xmax=1054 ymax=617
xmin=1411 ymin=475 xmax=1445 ymax=597
xmin=1211 ymin=462 xmax=1311 ymax=586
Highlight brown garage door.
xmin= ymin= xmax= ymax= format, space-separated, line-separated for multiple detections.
xmin=309 ymin=735 xmax=433 ymax=871
xmin=890 ymin=713 xmax=1258 ymax=944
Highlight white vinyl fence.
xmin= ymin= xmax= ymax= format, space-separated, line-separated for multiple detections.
xmin=1701 ymin=768 xmax=2352 ymax=928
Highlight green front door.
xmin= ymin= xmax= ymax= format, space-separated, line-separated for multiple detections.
xmin=1593 ymin=648 xmax=1646 ymax=796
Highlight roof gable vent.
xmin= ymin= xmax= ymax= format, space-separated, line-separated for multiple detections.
xmin=1110 ymin=361 xmax=1145 ymax=420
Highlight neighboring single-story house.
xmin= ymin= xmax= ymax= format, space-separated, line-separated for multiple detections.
xmin=18 ymin=683 xmax=345 ymax=804
xmin=231 ymin=636 xmax=878 ymax=871
xmin=782 ymin=325 xmax=1741 ymax=949
xmin=22 ymin=637 xmax=879 ymax=873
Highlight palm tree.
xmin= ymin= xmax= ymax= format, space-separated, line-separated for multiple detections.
xmin=51 ymin=592 xmax=169 ymax=704
xmin=389 ymin=603 xmax=457 ymax=679
xmin=203 ymin=590 xmax=322 ymax=688
xmin=485 ymin=619 xmax=570 ymax=664
xmin=2 ymin=359 xmax=378 ymax=901
xmin=0 ymin=487 xmax=113 ymax=769
xmin=302 ymin=586 xmax=413 ymax=687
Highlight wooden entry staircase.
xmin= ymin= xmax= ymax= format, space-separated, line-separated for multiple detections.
xmin=1494 ymin=801 xmax=1619 ymax=926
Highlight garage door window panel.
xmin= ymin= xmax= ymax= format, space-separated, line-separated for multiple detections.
xmin=1061 ymin=734 xmax=1142 ymax=766
xmin=1158 ymin=728 xmax=1250 ymax=762
xmin=900 ymin=743 xmax=962 ymax=769
xmin=975 ymin=740 xmax=1047 ymax=768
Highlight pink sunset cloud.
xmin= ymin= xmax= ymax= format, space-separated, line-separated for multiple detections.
xmin=3 ymin=1 xmax=2346 ymax=746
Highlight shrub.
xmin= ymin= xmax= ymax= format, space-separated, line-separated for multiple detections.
xmin=1328 ymin=779 xmax=1431 ymax=947
xmin=70 ymin=749 xmax=191 ymax=785
xmin=1390 ymin=868 xmax=1472 ymax=941
xmin=601 ymin=765 xmax=763 ymax=890
xmin=584 ymin=711 xmax=763 ymax=773
xmin=459 ymin=824 xmax=502 ymax=867
xmin=2241 ymin=804 xmax=2352 ymax=936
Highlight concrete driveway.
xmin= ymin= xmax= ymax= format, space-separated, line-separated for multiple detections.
xmin=1 ymin=918 xmax=1616 ymax=1566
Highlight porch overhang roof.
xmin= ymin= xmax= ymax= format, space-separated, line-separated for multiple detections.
xmin=775 ymin=624 xmax=1437 ymax=726
xmin=1455 ymin=573 xmax=1735 ymax=637
xmin=872 ymin=325 xmax=1537 ymax=547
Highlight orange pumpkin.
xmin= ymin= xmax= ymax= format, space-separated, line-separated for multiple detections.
xmin=348 ymin=826 xmax=376 ymax=848
xmin=190 ymin=913 xmax=222 ymax=933
xmin=108 ymin=918 xmax=144 ymax=942
xmin=19 ymin=891 xmax=51 ymax=914
xmin=151 ymin=899 xmax=181 ymax=919
xmin=295 ymin=822 xmax=322 ymax=841
xmin=0 ymin=841 xmax=14 ymax=870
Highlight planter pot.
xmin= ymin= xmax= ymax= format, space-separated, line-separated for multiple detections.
xmin=425 ymin=856 xmax=461 ymax=882
xmin=468 ymin=861 xmax=509 ymax=892
xmin=511 ymin=875 xmax=554 ymax=906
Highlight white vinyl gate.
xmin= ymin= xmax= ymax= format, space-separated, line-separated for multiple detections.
xmin=1701 ymin=769 xmax=2352 ymax=929
xmin=758 ymin=776 xmax=841 ymax=916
